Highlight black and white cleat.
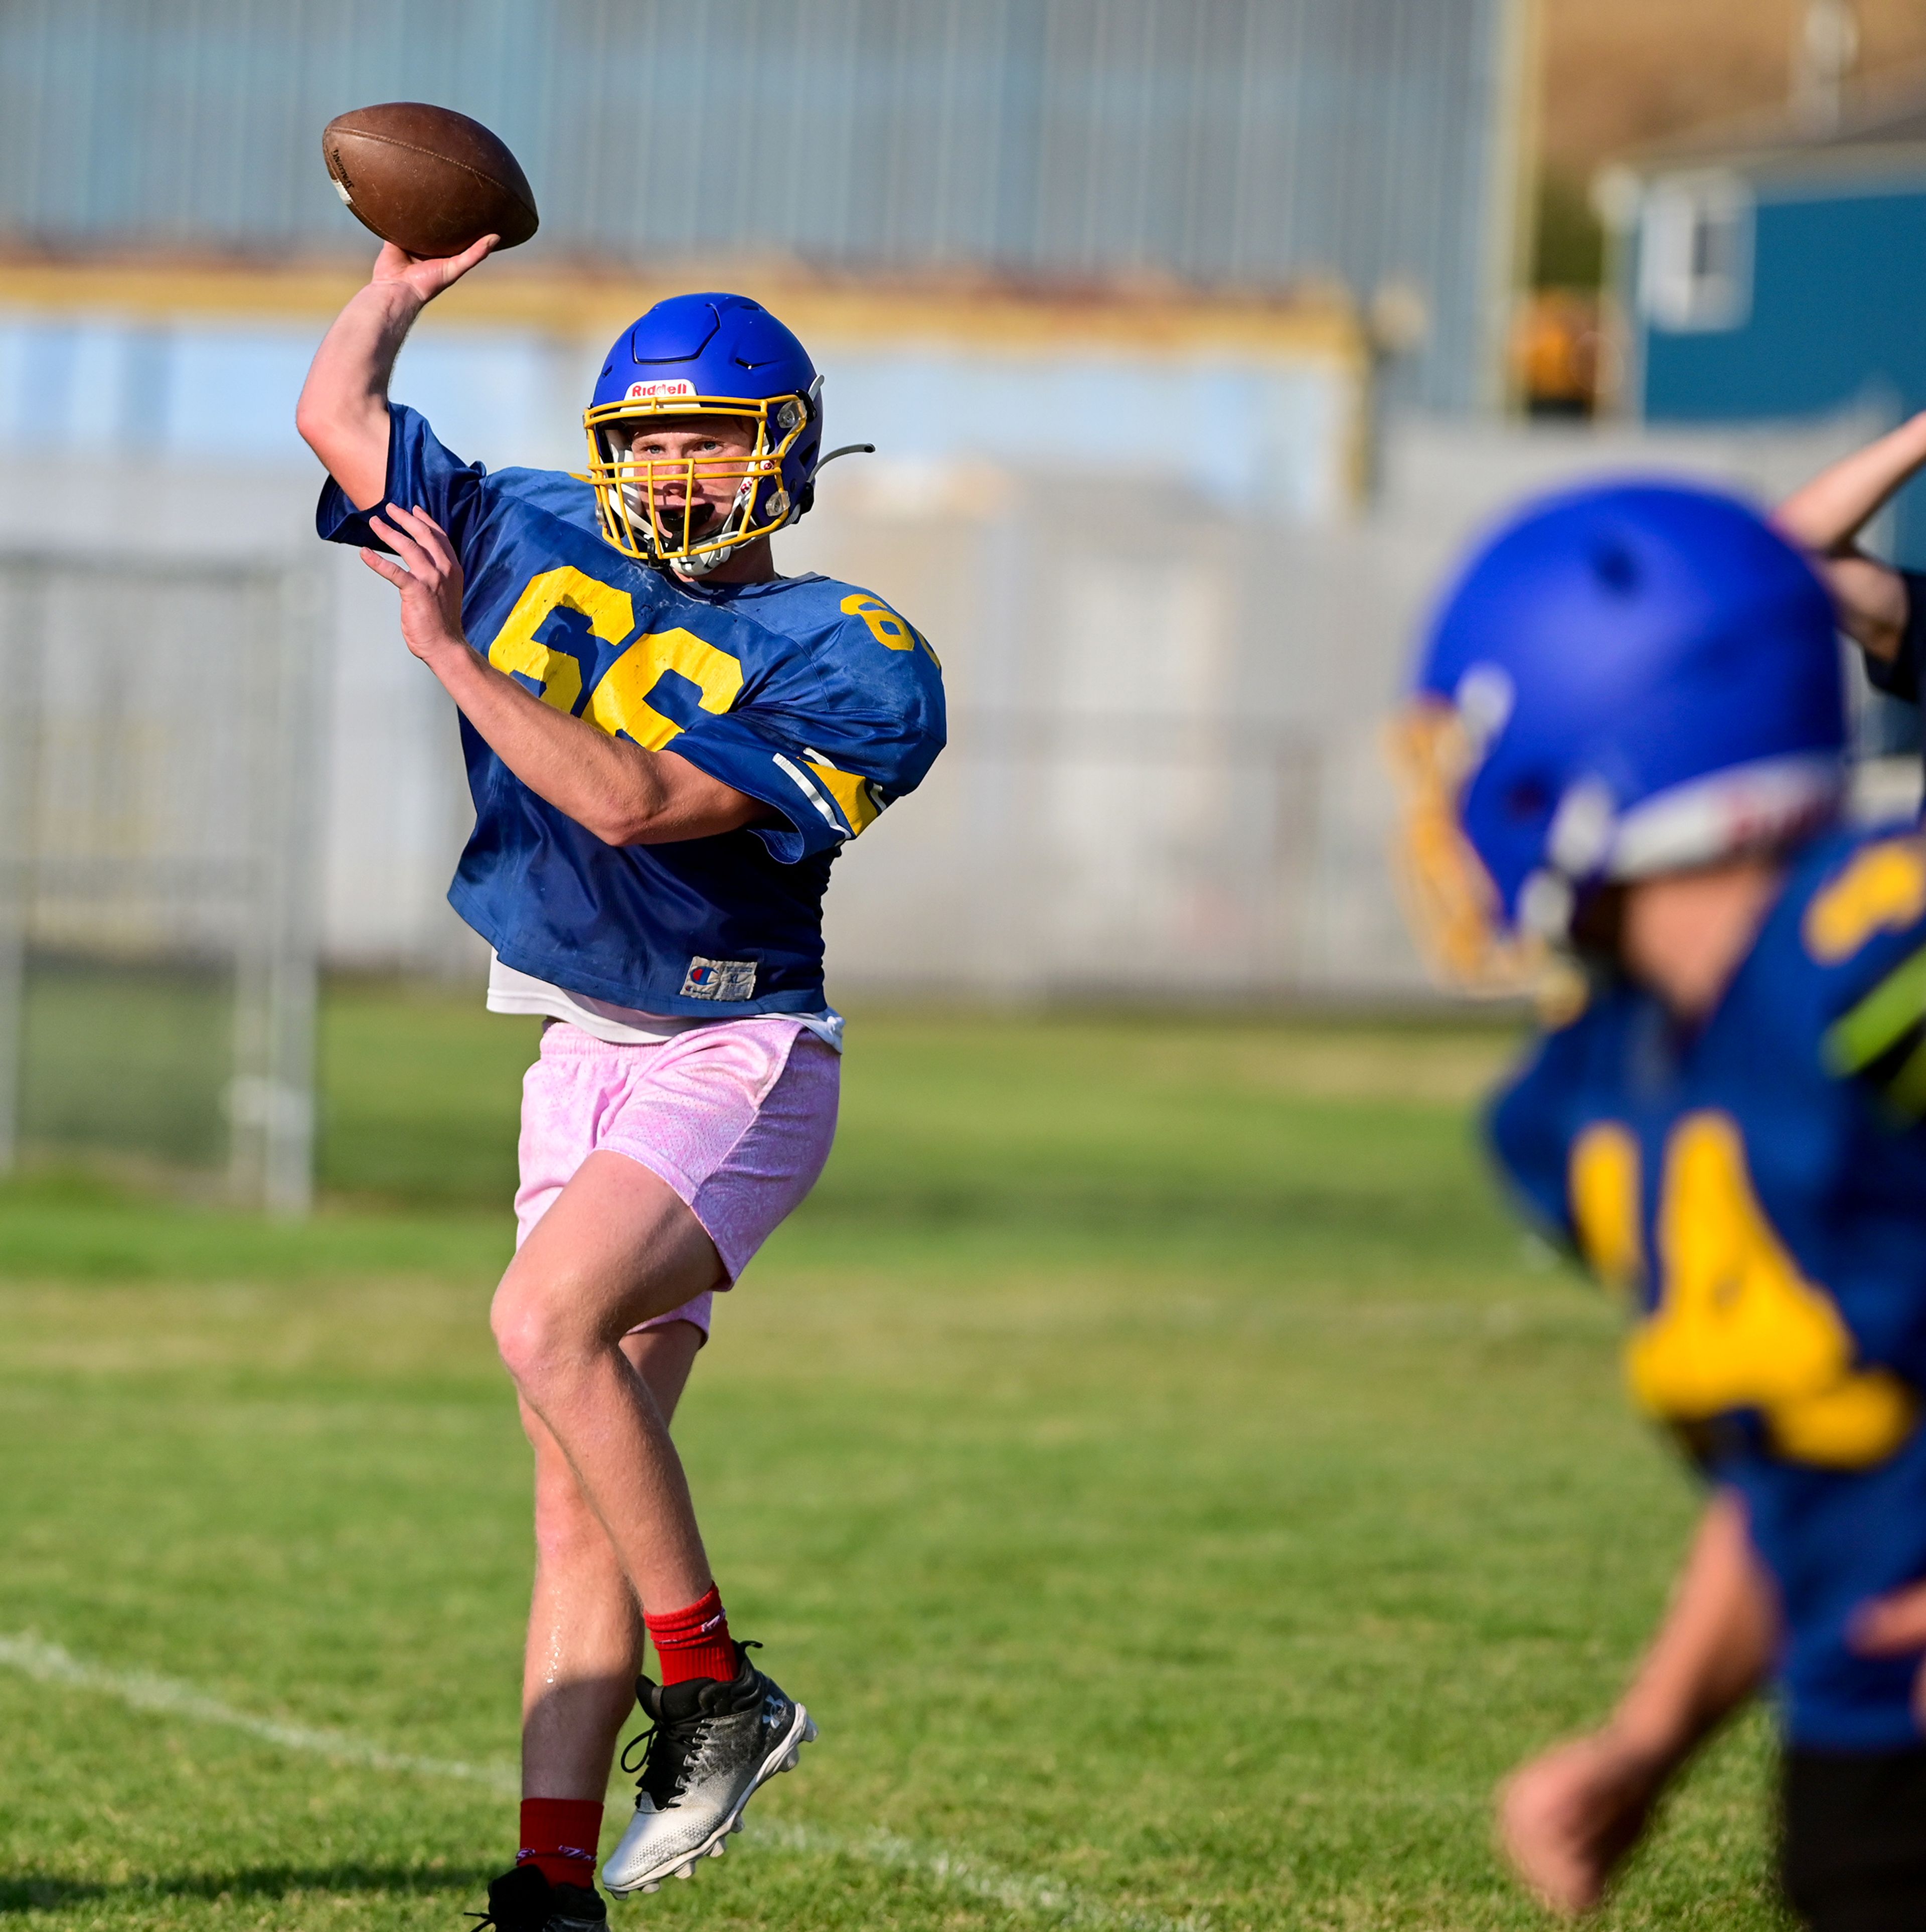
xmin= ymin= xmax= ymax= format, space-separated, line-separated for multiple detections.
xmin=600 ymin=1643 xmax=817 ymax=1898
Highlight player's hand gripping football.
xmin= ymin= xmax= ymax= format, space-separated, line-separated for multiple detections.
xmin=361 ymin=504 xmax=468 ymax=668
xmin=367 ymin=234 xmax=499 ymax=306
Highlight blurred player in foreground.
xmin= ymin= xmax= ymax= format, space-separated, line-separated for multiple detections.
xmin=297 ymin=239 xmax=943 ymax=1931
xmin=1393 ymin=482 xmax=1926 ymax=1929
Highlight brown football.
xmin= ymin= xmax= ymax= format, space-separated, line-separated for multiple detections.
xmin=322 ymin=102 xmax=539 ymax=258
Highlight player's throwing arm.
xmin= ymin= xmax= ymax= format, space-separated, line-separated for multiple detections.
xmin=297 ymin=103 xmax=944 ymax=1932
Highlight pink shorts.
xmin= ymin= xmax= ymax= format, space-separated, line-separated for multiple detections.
xmin=514 ymin=1018 xmax=841 ymax=1342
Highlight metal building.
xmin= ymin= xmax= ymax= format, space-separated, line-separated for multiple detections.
xmin=0 ymin=0 xmax=1531 ymax=411
xmin=1608 ymin=88 xmax=1926 ymax=559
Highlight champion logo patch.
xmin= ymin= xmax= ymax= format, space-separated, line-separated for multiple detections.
xmin=681 ymin=957 xmax=758 ymax=1001
xmin=626 ymin=378 xmax=697 ymax=400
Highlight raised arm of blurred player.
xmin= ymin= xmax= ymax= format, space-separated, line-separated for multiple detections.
xmin=1497 ymin=1489 xmax=1777 ymax=1917
xmin=1775 ymin=411 xmax=1926 ymax=669
xmin=295 ymin=236 xmax=498 ymax=510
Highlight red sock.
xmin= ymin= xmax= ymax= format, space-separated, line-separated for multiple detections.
xmin=645 ymin=1583 xmax=736 ymax=1685
xmin=518 ymin=1797 xmax=603 ymax=1891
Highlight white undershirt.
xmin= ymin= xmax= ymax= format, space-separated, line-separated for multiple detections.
xmin=486 ymin=955 xmax=845 ymax=1053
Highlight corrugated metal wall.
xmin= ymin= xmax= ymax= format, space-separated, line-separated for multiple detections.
xmin=0 ymin=0 xmax=1520 ymax=410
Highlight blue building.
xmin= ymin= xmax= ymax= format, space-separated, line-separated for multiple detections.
xmin=1614 ymin=91 xmax=1926 ymax=560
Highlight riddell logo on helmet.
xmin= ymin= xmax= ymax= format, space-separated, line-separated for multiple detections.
xmin=626 ymin=379 xmax=697 ymax=400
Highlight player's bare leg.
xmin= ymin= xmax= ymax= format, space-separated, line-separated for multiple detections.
xmin=491 ymin=1151 xmax=815 ymax=1900
xmin=520 ymin=1323 xmax=701 ymax=1802
xmin=491 ymin=1153 xmax=724 ymax=1608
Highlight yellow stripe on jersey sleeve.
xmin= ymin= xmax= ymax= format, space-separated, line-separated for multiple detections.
xmin=1805 ymin=836 xmax=1926 ymax=964
xmin=804 ymin=758 xmax=884 ymax=837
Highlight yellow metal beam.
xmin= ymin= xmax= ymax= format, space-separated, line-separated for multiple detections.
xmin=0 ymin=252 xmax=1368 ymax=371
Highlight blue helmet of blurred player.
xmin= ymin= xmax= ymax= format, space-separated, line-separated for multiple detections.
xmin=583 ymin=292 xmax=825 ymax=578
xmin=1390 ymin=480 xmax=1846 ymax=993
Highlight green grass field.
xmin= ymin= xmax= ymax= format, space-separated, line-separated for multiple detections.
xmin=0 ymin=990 xmax=1791 ymax=1930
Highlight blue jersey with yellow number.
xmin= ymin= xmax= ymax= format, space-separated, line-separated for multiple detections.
xmin=317 ymin=407 xmax=945 ymax=1015
xmin=1492 ymin=825 xmax=1926 ymax=1751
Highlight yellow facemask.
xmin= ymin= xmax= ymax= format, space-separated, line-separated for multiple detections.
xmin=1384 ymin=699 xmax=1558 ymax=1002
xmin=580 ymin=393 xmax=809 ymax=573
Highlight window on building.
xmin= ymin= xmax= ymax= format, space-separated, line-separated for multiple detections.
xmin=1638 ymin=172 xmax=1754 ymax=333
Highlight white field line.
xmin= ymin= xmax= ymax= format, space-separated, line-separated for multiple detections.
xmin=0 ymin=1631 xmax=519 ymax=1794
xmin=753 ymin=1820 xmax=1210 ymax=1932
xmin=0 ymin=1631 xmax=1208 ymax=1932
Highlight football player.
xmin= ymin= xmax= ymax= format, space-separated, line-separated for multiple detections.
xmin=1776 ymin=408 xmax=1926 ymax=722
xmin=1392 ymin=481 xmax=1926 ymax=1928
xmin=296 ymin=237 xmax=944 ymax=1932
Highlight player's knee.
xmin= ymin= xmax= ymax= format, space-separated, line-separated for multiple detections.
xmin=490 ymin=1274 xmax=597 ymax=1389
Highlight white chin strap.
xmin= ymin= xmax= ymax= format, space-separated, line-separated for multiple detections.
xmin=671 ymin=542 xmax=736 ymax=579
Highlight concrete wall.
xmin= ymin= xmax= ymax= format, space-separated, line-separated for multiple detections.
xmin=0 ymin=305 xmax=1363 ymax=527
xmin=785 ymin=409 xmax=1880 ymax=1001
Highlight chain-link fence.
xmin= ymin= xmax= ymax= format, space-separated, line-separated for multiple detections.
xmin=0 ymin=552 xmax=324 ymax=1211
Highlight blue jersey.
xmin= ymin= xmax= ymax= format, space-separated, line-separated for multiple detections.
xmin=1492 ymin=825 xmax=1926 ymax=1751
xmin=317 ymin=406 xmax=945 ymax=1016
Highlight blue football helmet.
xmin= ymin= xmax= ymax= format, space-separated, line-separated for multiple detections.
xmin=582 ymin=292 xmax=824 ymax=577
xmin=1393 ymin=480 xmax=1846 ymax=992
